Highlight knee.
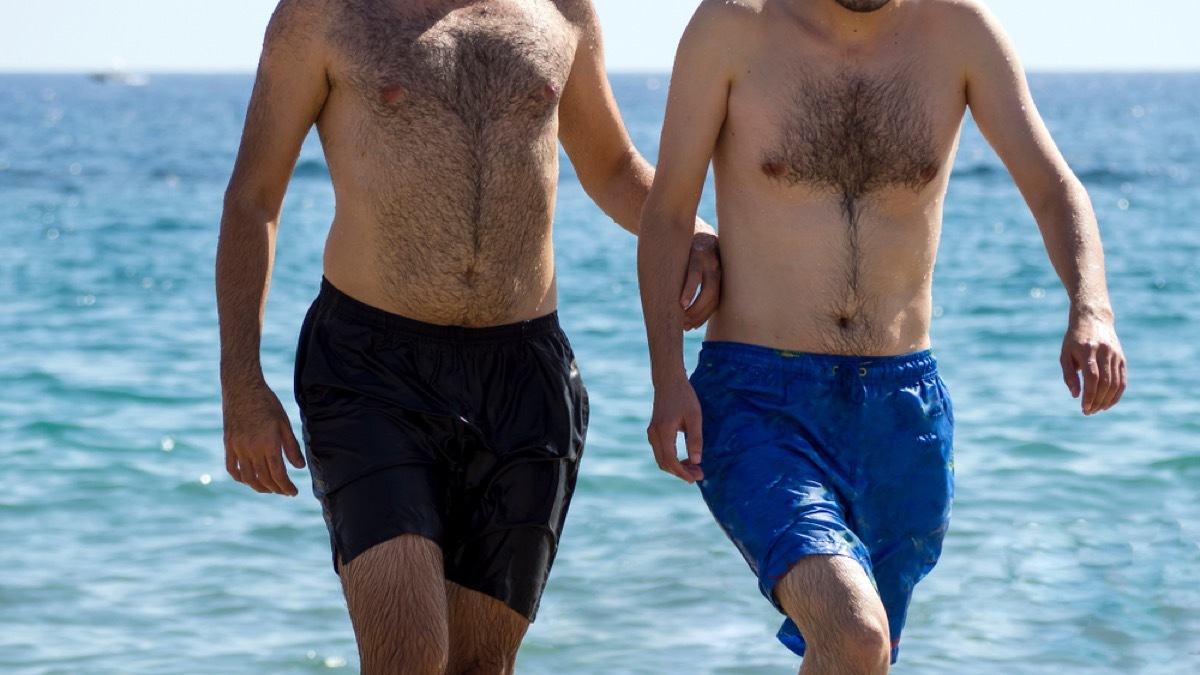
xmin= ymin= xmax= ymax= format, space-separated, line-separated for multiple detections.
xmin=447 ymin=653 xmax=516 ymax=675
xmin=812 ymin=614 xmax=891 ymax=674
xmin=359 ymin=637 xmax=448 ymax=675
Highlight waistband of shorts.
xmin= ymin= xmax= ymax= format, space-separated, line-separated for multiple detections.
xmin=697 ymin=341 xmax=939 ymax=385
xmin=316 ymin=277 xmax=563 ymax=344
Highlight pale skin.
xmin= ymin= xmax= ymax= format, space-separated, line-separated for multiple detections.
xmin=215 ymin=0 xmax=719 ymax=673
xmin=639 ymin=0 xmax=1126 ymax=672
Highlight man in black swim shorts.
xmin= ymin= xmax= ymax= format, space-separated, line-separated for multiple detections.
xmin=215 ymin=2 xmax=719 ymax=674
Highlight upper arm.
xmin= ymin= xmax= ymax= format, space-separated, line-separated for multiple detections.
xmin=556 ymin=2 xmax=638 ymax=193
xmin=646 ymin=1 xmax=739 ymax=219
xmin=960 ymin=3 xmax=1075 ymax=205
xmin=225 ymin=0 xmax=331 ymax=213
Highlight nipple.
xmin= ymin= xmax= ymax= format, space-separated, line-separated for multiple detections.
xmin=380 ymin=84 xmax=405 ymax=104
xmin=762 ymin=161 xmax=788 ymax=178
xmin=542 ymin=82 xmax=560 ymax=101
xmin=919 ymin=162 xmax=939 ymax=183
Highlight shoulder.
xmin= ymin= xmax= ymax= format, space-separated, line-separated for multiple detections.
xmin=264 ymin=0 xmax=331 ymax=48
xmin=691 ymin=0 xmax=762 ymax=31
xmin=917 ymin=0 xmax=1007 ymax=47
xmin=678 ymin=0 xmax=762 ymax=58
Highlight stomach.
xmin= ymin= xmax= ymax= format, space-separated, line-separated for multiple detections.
xmin=704 ymin=188 xmax=939 ymax=356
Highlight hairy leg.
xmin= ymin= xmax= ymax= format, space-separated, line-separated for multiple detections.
xmin=339 ymin=535 xmax=449 ymax=675
xmin=445 ymin=582 xmax=531 ymax=675
xmin=775 ymin=555 xmax=891 ymax=675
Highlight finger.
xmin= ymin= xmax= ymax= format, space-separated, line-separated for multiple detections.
xmin=682 ymin=280 xmax=720 ymax=330
xmin=239 ymin=457 xmax=271 ymax=494
xmin=650 ymin=424 xmax=694 ymax=484
xmin=1111 ymin=358 xmax=1127 ymax=408
xmin=1060 ymin=352 xmax=1081 ymax=399
xmin=225 ymin=447 xmax=243 ymax=483
xmin=680 ymin=259 xmax=702 ymax=311
xmin=1080 ymin=354 xmax=1101 ymax=414
xmin=1099 ymin=348 xmax=1118 ymax=408
xmin=280 ymin=420 xmax=306 ymax=469
xmin=250 ymin=455 xmax=286 ymax=495
xmin=1099 ymin=351 xmax=1124 ymax=411
xmin=1084 ymin=354 xmax=1109 ymax=414
xmin=267 ymin=454 xmax=299 ymax=497
xmin=685 ymin=410 xmax=704 ymax=467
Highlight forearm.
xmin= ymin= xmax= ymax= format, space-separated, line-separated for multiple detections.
xmin=584 ymin=147 xmax=655 ymax=235
xmin=1029 ymin=178 xmax=1114 ymax=319
xmin=638 ymin=203 xmax=697 ymax=385
xmin=215 ymin=197 xmax=279 ymax=390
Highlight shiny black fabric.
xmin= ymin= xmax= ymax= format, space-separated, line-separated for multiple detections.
xmin=294 ymin=279 xmax=588 ymax=621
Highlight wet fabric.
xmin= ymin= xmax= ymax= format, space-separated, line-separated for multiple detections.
xmin=691 ymin=341 xmax=954 ymax=663
xmin=294 ymin=278 xmax=588 ymax=621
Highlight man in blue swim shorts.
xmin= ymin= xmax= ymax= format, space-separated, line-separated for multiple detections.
xmin=638 ymin=1 xmax=1127 ymax=672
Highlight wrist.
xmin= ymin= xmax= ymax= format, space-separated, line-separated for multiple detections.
xmin=1069 ymin=301 xmax=1114 ymax=323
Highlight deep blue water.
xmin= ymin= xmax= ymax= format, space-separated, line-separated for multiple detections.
xmin=1 ymin=71 xmax=1198 ymax=673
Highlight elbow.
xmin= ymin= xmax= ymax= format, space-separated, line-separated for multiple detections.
xmin=1024 ymin=173 xmax=1092 ymax=226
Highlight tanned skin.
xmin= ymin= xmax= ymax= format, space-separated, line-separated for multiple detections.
xmin=216 ymin=1 xmax=719 ymax=672
xmin=639 ymin=0 xmax=1126 ymax=672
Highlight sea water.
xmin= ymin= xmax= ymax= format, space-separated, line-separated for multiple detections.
xmin=1 ymin=72 xmax=1197 ymax=674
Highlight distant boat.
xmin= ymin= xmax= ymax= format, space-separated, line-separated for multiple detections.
xmin=88 ymin=69 xmax=148 ymax=86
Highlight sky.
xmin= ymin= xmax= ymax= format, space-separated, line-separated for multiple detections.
xmin=0 ymin=0 xmax=1197 ymax=74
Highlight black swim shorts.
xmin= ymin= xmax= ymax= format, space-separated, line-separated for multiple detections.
xmin=294 ymin=279 xmax=588 ymax=621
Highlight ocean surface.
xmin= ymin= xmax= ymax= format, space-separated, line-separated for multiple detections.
xmin=1 ymin=70 xmax=1197 ymax=674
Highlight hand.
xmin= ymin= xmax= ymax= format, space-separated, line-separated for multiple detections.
xmin=646 ymin=377 xmax=705 ymax=483
xmin=222 ymin=382 xmax=305 ymax=495
xmin=680 ymin=221 xmax=721 ymax=331
xmin=1060 ymin=312 xmax=1126 ymax=415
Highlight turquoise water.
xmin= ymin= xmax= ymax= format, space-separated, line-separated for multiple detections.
xmin=1 ymin=72 xmax=1197 ymax=674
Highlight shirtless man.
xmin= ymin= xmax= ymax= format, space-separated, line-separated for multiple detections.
xmin=215 ymin=1 xmax=718 ymax=673
xmin=639 ymin=0 xmax=1126 ymax=672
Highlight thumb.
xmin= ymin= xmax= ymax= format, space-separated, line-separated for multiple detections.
xmin=685 ymin=410 xmax=704 ymax=465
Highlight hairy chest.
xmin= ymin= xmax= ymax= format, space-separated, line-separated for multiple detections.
xmin=329 ymin=0 xmax=577 ymax=126
xmin=749 ymin=67 xmax=944 ymax=197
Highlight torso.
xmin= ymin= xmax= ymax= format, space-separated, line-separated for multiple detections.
xmin=314 ymin=0 xmax=581 ymax=326
xmin=706 ymin=0 xmax=969 ymax=355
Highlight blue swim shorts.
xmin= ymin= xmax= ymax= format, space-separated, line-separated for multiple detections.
xmin=691 ymin=342 xmax=954 ymax=663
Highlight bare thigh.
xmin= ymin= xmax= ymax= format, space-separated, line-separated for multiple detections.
xmin=775 ymin=555 xmax=891 ymax=675
xmin=339 ymin=535 xmax=449 ymax=675
xmin=445 ymin=581 xmax=530 ymax=675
